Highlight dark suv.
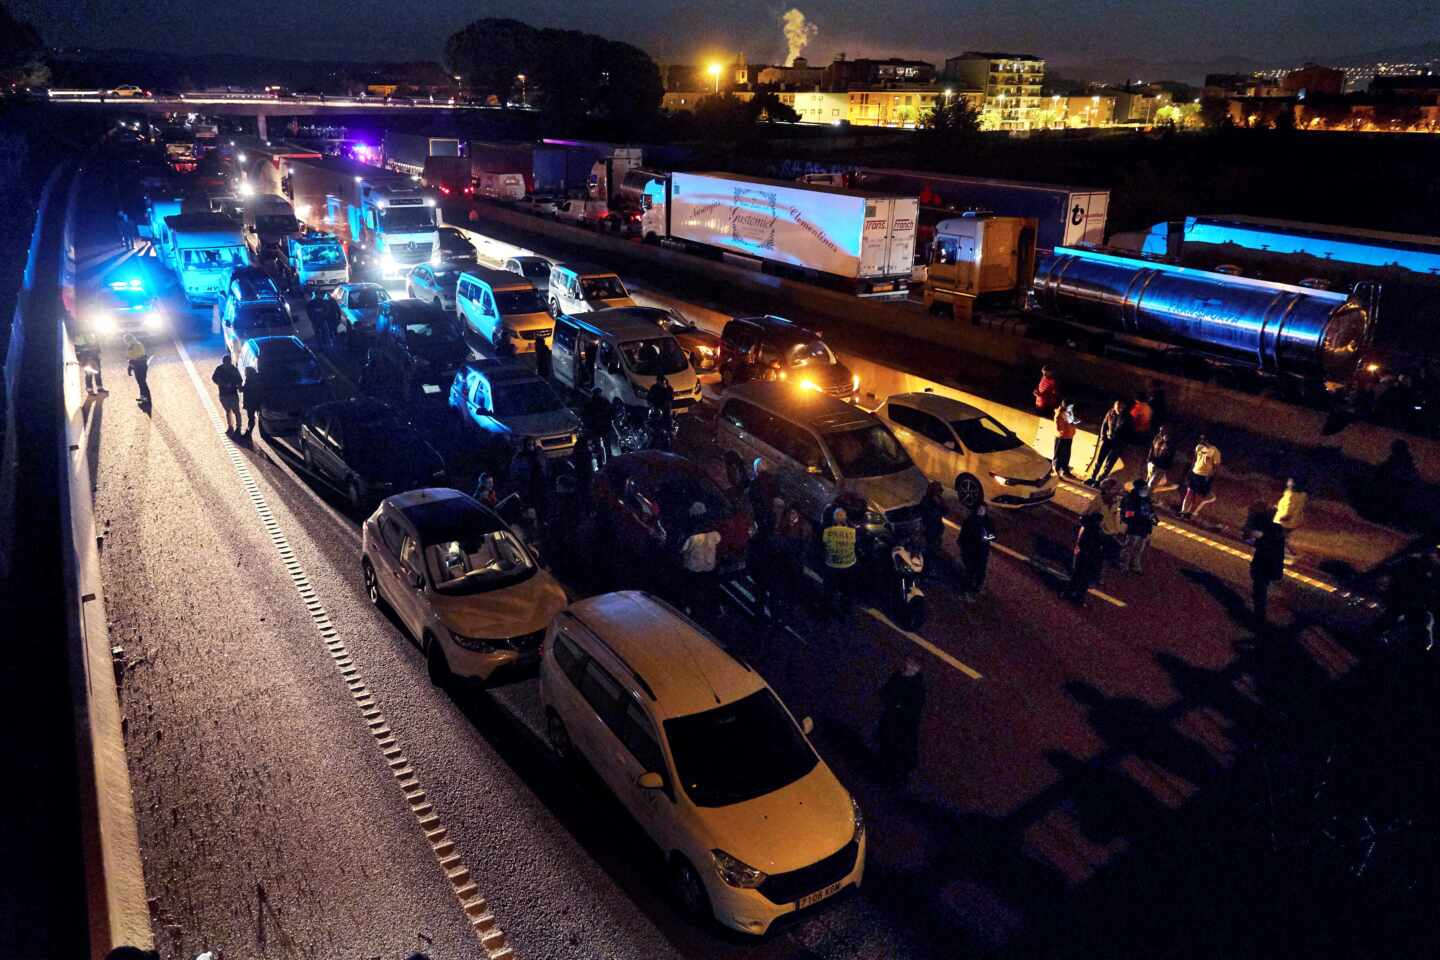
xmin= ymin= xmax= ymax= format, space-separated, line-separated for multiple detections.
xmin=718 ymin=315 xmax=857 ymax=401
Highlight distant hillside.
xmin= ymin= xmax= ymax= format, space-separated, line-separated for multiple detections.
xmin=1052 ymin=39 xmax=1440 ymax=86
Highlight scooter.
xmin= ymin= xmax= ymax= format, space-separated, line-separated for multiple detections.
xmin=891 ymin=541 xmax=926 ymax=630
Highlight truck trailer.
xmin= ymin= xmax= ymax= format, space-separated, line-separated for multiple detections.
xmin=382 ymin=132 xmax=462 ymax=177
xmin=283 ymin=156 xmax=439 ymax=281
xmin=641 ymin=172 xmax=919 ymax=295
xmin=466 ymin=141 xmax=569 ymax=197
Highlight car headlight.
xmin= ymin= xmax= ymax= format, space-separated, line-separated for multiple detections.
xmin=851 ymin=373 xmax=861 ymax=392
xmin=143 ymin=311 xmax=164 ymax=331
xmin=381 ymin=251 xmax=397 ymax=270
xmin=91 ymin=312 xmax=117 ymax=334
xmin=430 ymin=250 xmax=442 ymax=267
xmin=451 ymin=632 xmax=499 ymax=653
xmin=799 ymin=378 xmax=821 ymax=392
xmin=711 ymin=849 xmax=767 ymax=889
xmin=990 ymin=473 xmax=1016 ymax=486
xmin=851 ymin=795 xmax=865 ymax=843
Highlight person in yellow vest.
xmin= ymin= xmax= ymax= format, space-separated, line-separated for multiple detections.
xmin=1274 ymin=477 xmax=1308 ymax=533
xmin=124 ymin=334 xmax=150 ymax=405
xmin=822 ymin=507 xmax=858 ymax=615
xmin=74 ymin=327 xmax=106 ymax=394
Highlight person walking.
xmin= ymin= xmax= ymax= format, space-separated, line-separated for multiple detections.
xmin=1053 ymin=400 xmax=1078 ymax=479
xmin=821 ymin=507 xmax=858 ymax=615
xmin=1179 ymin=434 xmax=1223 ymax=519
xmin=775 ymin=504 xmax=815 ymax=606
xmin=1119 ymin=478 xmax=1157 ymax=574
xmin=75 ymin=326 xmax=106 ymax=394
xmin=957 ymin=503 xmax=994 ymax=600
xmin=876 ymin=658 xmax=925 ymax=784
xmin=241 ymin=364 xmax=264 ymax=435
xmin=678 ymin=502 xmax=722 ymax=618
xmin=1066 ymin=513 xmax=1105 ymax=606
xmin=124 ymin=334 xmax=151 ymax=405
xmin=211 ymin=354 xmax=244 ymax=433
xmin=116 ymin=206 xmax=133 ymax=251
xmin=1273 ymin=477 xmax=1308 ymax=534
xmin=1250 ymin=509 xmax=1287 ymax=629
xmin=918 ymin=481 xmax=947 ymax=576
xmin=1033 ymin=364 xmax=1060 ymax=413
xmin=1087 ymin=400 xmax=1129 ymax=485
xmin=534 ymin=335 xmax=552 ymax=380
xmin=1146 ymin=425 xmax=1176 ymax=492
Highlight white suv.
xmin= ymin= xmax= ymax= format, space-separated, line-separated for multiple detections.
xmin=539 ymin=591 xmax=865 ymax=934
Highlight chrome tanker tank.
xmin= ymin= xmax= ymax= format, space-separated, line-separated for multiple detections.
xmin=1031 ymin=247 xmax=1374 ymax=383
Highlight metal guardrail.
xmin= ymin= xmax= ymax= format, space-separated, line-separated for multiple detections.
xmin=0 ymin=154 xmax=152 ymax=956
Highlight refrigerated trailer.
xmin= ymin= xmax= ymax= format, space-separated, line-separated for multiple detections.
xmin=641 ymin=172 xmax=919 ymax=295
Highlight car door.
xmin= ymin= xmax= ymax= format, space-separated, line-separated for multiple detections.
xmin=618 ymin=477 xmax=665 ymax=557
xmin=392 ymin=532 xmax=428 ymax=637
xmin=551 ymin=320 xmax=576 ymax=387
xmin=320 ymin=415 xmax=349 ymax=485
xmin=371 ymin=510 xmax=411 ymax=617
xmin=605 ymin=697 xmax=673 ymax=840
xmin=772 ymin=419 xmax=834 ymax=522
xmin=887 ymin=402 xmax=958 ymax=482
xmin=596 ymin=340 xmax=628 ymax=406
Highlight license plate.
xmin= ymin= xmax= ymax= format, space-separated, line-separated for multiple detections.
xmin=797 ymin=879 xmax=845 ymax=910
xmin=421 ymin=384 xmax=441 ymax=395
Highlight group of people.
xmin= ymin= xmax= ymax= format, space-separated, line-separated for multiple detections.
xmin=209 ymin=353 xmax=265 ymax=435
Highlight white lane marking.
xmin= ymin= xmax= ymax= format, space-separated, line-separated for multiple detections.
xmin=942 ymin=517 xmax=1126 ymax=608
xmin=1055 ymin=479 xmax=1342 ymax=596
xmin=173 ymin=339 xmax=515 ymax=958
xmin=861 ymin=606 xmax=983 ymax=680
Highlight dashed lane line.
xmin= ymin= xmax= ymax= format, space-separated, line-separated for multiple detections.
xmin=941 ymin=517 xmax=1126 ymax=609
xmin=173 ymin=338 xmax=516 ymax=960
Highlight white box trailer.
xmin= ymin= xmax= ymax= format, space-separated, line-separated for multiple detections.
xmin=647 ymin=172 xmax=918 ymax=295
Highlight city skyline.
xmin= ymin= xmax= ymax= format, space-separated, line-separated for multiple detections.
xmin=17 ymin=0 xmax=1439 ymax=78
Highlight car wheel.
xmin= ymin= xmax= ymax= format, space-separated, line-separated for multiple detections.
xmin=955 ymin=473 xmax=984 ymax=509
xmin=361 ymin=557 xmax=385 ymax=609
xmin=671 ymin=856 xmax=712 ymax=924
xmin=425 ymin=633 xmax=453 ymax=688
xmin=545 ymin=709 xmax=574 ymax=760
xmin=548 ymin=297 xmax=560 ymax=319
xmin=347 ymin=477 xmax=366 ymax=513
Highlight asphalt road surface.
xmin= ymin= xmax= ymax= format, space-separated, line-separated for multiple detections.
xmin=73 ymin=156 xmax=1380 ymax=960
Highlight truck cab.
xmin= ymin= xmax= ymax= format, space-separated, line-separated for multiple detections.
xmin=355 ymin=182 xmax=438 ymax=281
xmin=922 ymin=214 xmax=1037 ymax=321
xmin=287 ymin=231 xmax=349 ymax=293
xmin=246 ymin=194 xmax=301 ymax=262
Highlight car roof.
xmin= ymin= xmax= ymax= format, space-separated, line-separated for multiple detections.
xmin=384 ymin=299 xmax=440 ymax=317
xmin=388 ymin=488 xmax=503 ymax=542
xmin=886 ymin=391 xmax=984 ymax=420
xmin=510 ymin=254 xmax=550 ymax=264
xmin=563 ymin=591 xmax=763 ymax=719
xmin=723 ymin=381 xmax=875 ymax=430
xmin=560 ymin=311 xmax=665 ymax=340
xmin=313 ymin=396 xmax=399 ymax=422
xmin=728 ymin=315 xmax=822 ymax=343
xmin=551 ymin=260 xmax=617 ymax=278
xmin=341 ymin=282 xmax=386 ymax=293
xmin=246 ymin=335 xmax=308 ymax=354
xmin=460 ymin=267 xmax=533 ymax=290
xmin=458 ymin=358 xmax=541 ymax=384
xmin=608 ymin=449 xmax=703 ymax=480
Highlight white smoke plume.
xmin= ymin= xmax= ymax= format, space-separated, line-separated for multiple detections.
xmin=782 ymin=9 xmax=818 ymax=66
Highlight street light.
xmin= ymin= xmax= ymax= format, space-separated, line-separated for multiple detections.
xmin=516 ymin=73 xmax=527 ymax=106
xmin=707 ymin=62 xmax=722 ymax=94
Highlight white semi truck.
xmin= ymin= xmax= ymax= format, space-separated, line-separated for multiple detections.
xmin=283 ymin=155 xmax=439 ymax=282
xmin=639 ymin=172 xmax=919 ymax=295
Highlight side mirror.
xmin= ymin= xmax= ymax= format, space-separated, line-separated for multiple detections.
xmin=637 ymin=771 xmax=664 ymax=790
xmin=800 ymin=716 xmax=814 ymax=735
xmin=409 ymin=571 xmax=425 ymax=590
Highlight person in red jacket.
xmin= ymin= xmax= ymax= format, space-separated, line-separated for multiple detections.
xmin=1033 ymin=364 xmax=1060 ymax=413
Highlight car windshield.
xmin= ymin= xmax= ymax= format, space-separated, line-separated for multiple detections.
xmin=301 ymin=245 xmax=344 ymax=268
xmin=181 ymin=246 xmax=248 ymax=270
xmin=425 ymin=528 xmax=535 ymax=593
xmin=491 ymin=379 xmax=565 ymax=417
xmin=348 ymin=417 xmax=414 ymax=458
xmin=787 ymin=340 xmax=836 ymax=367
xmin=403 ymin=315 xmax=461 ymax=344
xmin=515 ymin=260 xmax=549 ymax=280
xmin=664 ymin=689 xmax=818 ymax=807
xmin=349 ymin=287 xmax=387 ymax=310
xmin=823 ymin=424 xmax=913 ymax=478
xmin=579 ymin=275 xmax=628 ymax=301
xmin=620 ymin=337 xmax=689 ymax=376
xmin=657 ymin=311 xmax=695 ymax=334
xmin=236 ymin=307 xmax=289 ymax=334
xmin=255 ymin=215 xmax=297 ymax=234
xmin=495 ymin=289 xmax=546 ymax=315
xmin=260 ymin=345 xmax=322 ymax=383
xmin=951 ymin=414 xmax=1024 ymax=454
xmin=379 ymin=205 xmax=435 ymax=231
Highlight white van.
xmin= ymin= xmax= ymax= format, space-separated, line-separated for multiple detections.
xmin=546 ymin=261 xmax=636 ymax=317
xmin=550 ymin=309 xmax=700 ymax=414
xmin=539 ymin=592 xmax=865 ymax=935
xmin=455 ymin=267 xmax=553 ymax=354
xmin=475 ymin=171 xmax=526 ymax=202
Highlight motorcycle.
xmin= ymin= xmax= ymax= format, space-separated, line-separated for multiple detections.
xmin=607 ymin=405 xmax=649 ymax=456
xmin=891 ymin=541 xmax=926 ymax=630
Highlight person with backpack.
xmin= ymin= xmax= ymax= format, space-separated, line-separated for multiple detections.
xmin=1120 ymin=478 xmax=1158 ymax=574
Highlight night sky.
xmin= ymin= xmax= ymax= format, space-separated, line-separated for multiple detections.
xmin=16 ymin=0 xmax=1437 ymax=72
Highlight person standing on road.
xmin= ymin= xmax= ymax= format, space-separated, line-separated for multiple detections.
xmin=1146 ymin=425 xmax=1176 ymax=492
xmin=679 ymin=502 xmax=722 ymax=619
xmin=583 ymin=388 xmax=610 ymax=466
xmin=534 ymin=335 xmax=552 ymax=380
xmin=1249 ymin=508 xmax=1287 ymax=629
xmin=876 ymin=658 xmax=925 ymax=785
xmin=919 ymin=481 xmax=947 ymax=577
xmin=514 ymin=439 xmax=548 ymax=522
xmin=124 ymin=334 xmax=151 ymax=405
xmin=473 ymin=472 xmax=498 ymax=508
xmin=775 ymin=504 xmax=815 ymax=606
xmin=571 ymin=429 xmax=595 ymax=503
xmin=647 ymin=371 xmax=674 ymax=419
xmin=116 ymin=207 xmax=133 ymax=251
xmin=1120 ymin=478 xmax=1157 ymax=574
xmin=1180 ymin=434 xmax=1223 ymax=519
xmin=1127 ymin=391 xmax=1153 ymax=443
xmin=211 ymin=354 xmax=244 ymax=433
xmin=241 ymin=364 xmax=265 ymax=436
xmin=1053 ymin=400 xmax=1078 ymax=479
xmin=957 ymin=502 xmax=994 ymax=600
xmin=822 ymin=507 xmax=858 ymax=615
xmin=75 ymin=326 xmax=105 ymax=394
xmin=1066 ymin=513 xmax=1105 ymax=606
xmin=1033 ymin=364 xmax=1060 ymax=413
xmin=1085 ymin=478 xmax=1126 ymax=558
xmin=1273 ymin=477 xmax=1308 ymax=534
xmin=1087 ymin=400 xmax=1129 ymax=485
